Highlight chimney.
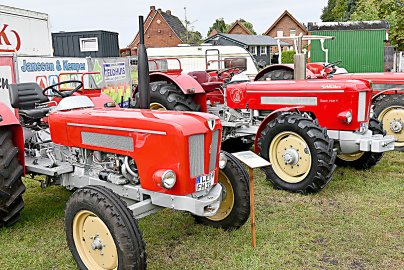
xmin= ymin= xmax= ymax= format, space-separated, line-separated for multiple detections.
xmin=166 ymin=10 xmax=171 ymax=15
xmin=157 ymin=8 xmax=162 ymax=12
xmin=150 ymin=6 xmax=155 ymax=11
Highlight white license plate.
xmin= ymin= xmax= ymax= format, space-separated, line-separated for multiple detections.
xmin=195 ymin=171 xmax=215 ymax=192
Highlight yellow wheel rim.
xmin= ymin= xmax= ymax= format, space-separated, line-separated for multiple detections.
xmin=337 ymin=152 xmax=365 ymax=162
xmin=150 ymin=102 xmax=167 ymax=110
xmin=73 ymin=210 xmax=118 ymax=270
xmin=269 ymin=131 xmax=312 ymax=183
xmin=207 ymin=171 xmax=234 ymax=221
xmin=378 ymin=106 xmax=404 ymax=147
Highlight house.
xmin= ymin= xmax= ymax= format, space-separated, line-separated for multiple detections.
xmin=264 ymin=10 xmax=307 ymax=51
xmin=204 ymin=33 xmax=289 ymax=66
xmin=126 ymin=6 xmax=187 ymax=55
xmin=227 ymin=20 xmax=253 ymax=35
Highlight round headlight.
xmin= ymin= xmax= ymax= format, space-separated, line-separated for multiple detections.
xmin=219 ymin=153 xmax=228 ymax=170
xmin=346 ymin=111 xmax=353 ymax=124
xmin=161 ymin=170 xmax=176 ymax=189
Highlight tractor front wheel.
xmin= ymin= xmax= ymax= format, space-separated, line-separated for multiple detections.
xmin=258 ymin=113 xmax=336 ymax=194
xmin=336 ymin=118 xmax=385 ymax=170
xmin=0 ymin=128 xmax=25 ymax=227
xmin=373 ymin=94 xmax=404 ymax=151
xmin=134 ymin=81 xmax=199 ymax=111
xmin=65 ymin=186 xmax=146 ymax=270
xmin=194 ymin=151 xmax=250 ymax=230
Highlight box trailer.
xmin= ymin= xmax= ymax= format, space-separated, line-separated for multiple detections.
xmin=0 ymin=4 xmax=52 ymax=56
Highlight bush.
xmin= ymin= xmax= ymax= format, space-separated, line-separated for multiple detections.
xmin=281 ymin=50 xmax=296 ymax=64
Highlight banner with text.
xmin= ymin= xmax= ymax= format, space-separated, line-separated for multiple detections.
xmin=0 ymin=56 xmax=16 ymax=110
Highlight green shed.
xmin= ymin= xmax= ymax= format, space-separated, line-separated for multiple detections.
xmin=307 ymin=21 xmax=389 ymax=73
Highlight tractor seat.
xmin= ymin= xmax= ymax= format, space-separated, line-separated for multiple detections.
xmin=9 ymin=83 xmax=51 ymax=119
xmin=188 ymin=71 xmax=223 ymax=92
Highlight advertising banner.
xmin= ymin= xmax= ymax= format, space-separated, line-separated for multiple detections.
xmin=0 ymin=56 xmax=16 ymax=110
xmin=16 ymin=56 xmax=88 ymax=88
xmin=87 ymin=57 xmax=132 ymax=106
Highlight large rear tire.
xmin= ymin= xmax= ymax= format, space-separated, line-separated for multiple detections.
xmin=65 ymin=186 xmax=147 ymax=270
xmin=0 ymin=128 xmax=25 ymax=227
xmin=373 ymin=94 xmax=404 ymax=151
xmin=256 ymin=68 xmax=294 ymax=81
xmin=335 ymin=118 xmax=385 ymax=170
xmin=194 ymin=151 xmax=250 ymax=230
xmin=134 ymin=81 xmax=199 ymax=111
xmin=257 ymin=114 xmax=336 ymax=194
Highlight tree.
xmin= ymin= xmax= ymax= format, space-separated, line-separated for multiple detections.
xmin=207 ymin=18 xmax=230 ymax=36
xmin=187 ymin=31 xmax=203 ymax=45
xmin=321 ymin=0 xmax=337 ymax=21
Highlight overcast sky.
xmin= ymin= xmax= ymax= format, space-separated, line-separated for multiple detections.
xmin=2 ymin=0 xmax=328 ymax=47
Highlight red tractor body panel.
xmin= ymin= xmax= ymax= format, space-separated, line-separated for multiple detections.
xmin=226 ymin=79 xmax=372 ymax=131
xmin=0 ymin=103 xmax=25 ymax=167
xmin=48 ymin=108 xmax=222 ymax=196
xmin=149 ymin=72 xmax=206 ymax=94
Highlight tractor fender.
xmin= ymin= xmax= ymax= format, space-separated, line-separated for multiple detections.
xmin=0 ymin=103 xmax=25 ymax=168
xmin=254 ymin=106 xmax=303 ymax=153
xmin=372 ymin=88 xmax=404 ymax=101
xmin=134 ymin=72 xmax=206 ymax=95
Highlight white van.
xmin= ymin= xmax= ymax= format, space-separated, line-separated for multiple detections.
xmin=146 ymin=45 xmax=259 ymax=78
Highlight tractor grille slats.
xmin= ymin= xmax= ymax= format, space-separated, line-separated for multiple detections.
xmin=189 ymin=130 xmax=220 ymax=178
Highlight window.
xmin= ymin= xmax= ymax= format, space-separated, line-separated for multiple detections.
xmin=260 ymin=46 xmax=267 ymax=55
xmin=277 ymin=30 xmax=283 ymax=37
xmin=249 ymin=46 xmax=257 ymax=55
xmin=79 ymin=37 xmax=99 ymax=52
xmin=290 ymin=29 xmax=296 ymax=37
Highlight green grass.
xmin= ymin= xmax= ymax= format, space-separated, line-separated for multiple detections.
xmin=0 ymin=152 xmax=403 ymax=270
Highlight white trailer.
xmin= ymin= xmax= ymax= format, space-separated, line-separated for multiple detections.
xmin=146 ymin=45 xmax=259 ymax=78
xmin=0 ymin=5 xmax=53 ymax=56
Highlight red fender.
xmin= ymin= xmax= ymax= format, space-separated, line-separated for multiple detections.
xmin=254 ymin=106 xmax=303 ymax=153
xmin=0 ymin=103 xmax=25 ymax=169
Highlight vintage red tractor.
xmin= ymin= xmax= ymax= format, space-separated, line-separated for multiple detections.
xmin=133 ymin=52 xmax=395 ymax=194
xmin=0 ymin=18 xmax=250 ymax=269
xmin=255 ymin=35 xmax=404 ymax=151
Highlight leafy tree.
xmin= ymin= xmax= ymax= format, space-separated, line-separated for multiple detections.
xmin=321 ymin=0 xmax=337 ymax=21
xmin=207 ymin=18 xmax=230 ymax=36
xmin=187 ymin=31 xmax=203 ymax=45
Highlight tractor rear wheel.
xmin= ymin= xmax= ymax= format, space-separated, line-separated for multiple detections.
xmin=256 ymin=69 xmax=294 ymax=81
xmin=0 ymin=128 xmax=25 ymax=227
xmin=65 ymin=186 xmax=146 ymax=270
xmin=373 ymin=94 xmax=404 ymax=151
xmin=336 ymin=118 xmax=385 ymax=170
xmin=194 ymin=151 xmax=250 ymax=230
xmin=258 ymin=113 xmax=336 ymax=194
xmin=134 ymin=81 xmax=199 ymax=111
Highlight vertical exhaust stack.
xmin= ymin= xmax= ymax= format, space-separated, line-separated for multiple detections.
xmin=294 ymin=33 xmax=307 ymax=80
xmin=137 ymin=16 xmax=150 ymax=109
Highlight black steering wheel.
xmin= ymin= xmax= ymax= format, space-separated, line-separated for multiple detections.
xmin=42 ymin=80 xmax=83 ymax=98
xmin=217 ymin=66 xmax=247 ymax=80
xmin=323 ymin=60 xmax=342 ymax=70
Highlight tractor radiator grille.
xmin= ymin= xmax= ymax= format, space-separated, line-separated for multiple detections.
xmin=189 ymin=130 xmax=221 ymax=177
xmin=189 ymin=134 xmax=205 ymax=177
xmin=209 ymin=130 xmax=220 ymax=172
xmin=81 ymin=132 xmax=134 ymax=151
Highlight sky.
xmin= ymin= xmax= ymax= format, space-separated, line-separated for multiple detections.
xmin=1 ymin=0 xmax=328 ymax=47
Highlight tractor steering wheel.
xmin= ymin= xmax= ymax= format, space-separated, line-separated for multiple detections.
xmin=323 ymin=60 xmax=342 ymax=70
xmin=217 ymin=66 xmax=247 ymax=80
xmin=42 ymin=80 xmax=84 ymax=98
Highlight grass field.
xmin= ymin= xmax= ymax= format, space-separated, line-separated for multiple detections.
xmin=0 ymin=152 xmax=402 ymax=270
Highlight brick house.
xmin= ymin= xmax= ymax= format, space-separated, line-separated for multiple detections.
xmin=264 ymin=10 xmax=307 ymax=52
xmin=126 ymin=6 xmax=187 ymax=55
xmin=227 ymin=20 xmax=253 ymax=35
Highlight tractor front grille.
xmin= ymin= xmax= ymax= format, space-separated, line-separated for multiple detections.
xmin=189 ymin=130 xmax=220 ymax=177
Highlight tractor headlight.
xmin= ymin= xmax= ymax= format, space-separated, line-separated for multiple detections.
xmin=219 ymin=153 xmax=228 ymax=170
xmin=161 ymin=170 xmax=176 ymax=189
xmin=338 ymin=111 xmax=353 ymax=124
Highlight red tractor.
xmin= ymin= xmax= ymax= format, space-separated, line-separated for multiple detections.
xmin=133 ymin=51 xmax=395 ymax=194
xmin=0 ymin=17 xmax=250 ymax=269
xmin=255 ymin=35 xmax=404 ymax=151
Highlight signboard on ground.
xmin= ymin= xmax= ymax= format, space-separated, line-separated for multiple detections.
xmin=0 ymin=56 xmax=16 ymax=110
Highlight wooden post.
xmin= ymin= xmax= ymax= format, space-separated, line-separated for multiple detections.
xmin=249 ymin=167 xmax=256 ymax=248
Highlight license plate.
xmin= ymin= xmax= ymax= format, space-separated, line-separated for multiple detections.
xmin=196 ymin=171 xmax=215 ymax=192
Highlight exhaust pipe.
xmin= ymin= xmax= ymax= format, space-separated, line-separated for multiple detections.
xmin=294 ymin=33 xmax=306 ymax=80
xmin=137 ymin=16 xmax=150 ymax=109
